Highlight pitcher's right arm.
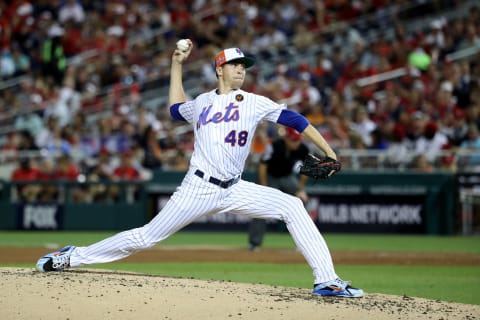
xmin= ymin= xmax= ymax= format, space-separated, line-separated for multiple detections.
xmin=168 ymin=39 xmax=193 ymax=106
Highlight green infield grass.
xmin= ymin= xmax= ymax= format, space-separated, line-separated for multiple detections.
xmin=1 ymin=231 xmax=479 ymax=305
xmin=1 ymin=231 xmax=480 ymax=253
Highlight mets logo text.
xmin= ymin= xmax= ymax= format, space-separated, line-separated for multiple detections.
xmin=197 ymin=103 xmax=240 ymax=129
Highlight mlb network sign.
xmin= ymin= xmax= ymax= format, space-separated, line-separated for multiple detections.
xmin=307 ymin=195 xmax=426 ymax=233
xmin=17 ymin=204 xmax=63 ymax=230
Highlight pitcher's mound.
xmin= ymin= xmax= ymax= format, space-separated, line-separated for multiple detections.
xmin=1 ymin=268 xmax=478 ymax=320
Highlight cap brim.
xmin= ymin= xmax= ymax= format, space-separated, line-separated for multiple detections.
xmin=229 ymin=57 xmax=255 ymax=68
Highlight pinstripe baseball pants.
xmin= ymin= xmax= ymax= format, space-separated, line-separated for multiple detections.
xmin=70 ymin=168 xmax=338 ymax=284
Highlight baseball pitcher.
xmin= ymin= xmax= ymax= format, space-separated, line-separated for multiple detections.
xmin=36 ymin=40 xmax=363 ymax=298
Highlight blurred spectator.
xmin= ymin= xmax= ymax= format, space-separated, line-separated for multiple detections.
xmin=96 ymin=118 xmax=118 ymax=154
xmin=369 ymin=128 xmax=388 ymax=150
xmin=262 ymin=63 xmax=292 ymax=102
xmin=10 ymin=157 xmax=41 ymax=202
xmin=42 ymin=25 xmax=67 ymax=85
xmin=459 ymin=124 xmax=480 ymax=168
xmin=465 ymin=103 xmax=480 ymax=130
xmin=291 ymin=22 xmax=316 ymax=50
xmin=247 ymin=122 xmax=271 ymax=171
xmin=136 ymin=125 xmax=163 ymax=170
xmin=457 ymin=22 xmax=480 ymax=50
xmin=17 ymin=130 xmax=39 ymax=152
xmin=54 ymin=154 xmax=88 ymax=203
xmin=86 ymin=148 xmax=116 ymax=202
xmin=116 ymin=119 xmax=136 ymax=154
xmin=130 ymin=105 xmax=162 ymax=140
xmin=414 ymin=120 xmax=449 ymax=164
xmin=410 ymin=154 xmax=434 ymax=173
xmin=37 ymin=158 xmax=59 ymax=203
xmin=405 ymin=111 xmax=426 ymax=152
xmin=312 ymin=51 xmax=337 ymax=90
xmin=58 ymin=0 xmax=85 ymax=24
xmin=61 ymin=20 xmax=83 ymax=57
xmin=111 ymin=150 xmax=143 ymax=202
xmin=72 ymin=117 xmax=97 ymax=157
xmin=41 ymin=124 xmax=73 ymax=156
xmin=14 ymin=109 xmax=44 ymax=138
xmin=322 ymin=115 xmax=350 ymax=149
xmin=11 ymin=43 xmax=30 ymax=76
xmin=434 ymin=80 xmax=458 ymax=119
xmin=439 ymin=147 xmax=457 ymax=173
xmin=61 ymin=123 xmax=83 ymax=156
xmin=453 ymin=61 xmax=474 ymax=108
xmin=111 ymin=65 xmax=141 ymax=115
xmin=88 ymin=148 xmax=115 ymax=181
xmin=35 ymin=116 xmax=60 ymax=148
xmin=44 ymin=70 xmax=81 ymax=126
xmin=0 ymin=132 xmax=20 ymax=161
xmin=305 ymin=104 xmax=325 ymax=128
xmin=113 ymin=150 xmax=141 ymax=181
xmin=54 ymin=154 xmax=80 ymax=180
xmin=385 ymin=123 xmax=411 ymax=168
xmin=159 ymin=128 xmax=180 ymax=152
xmin=252 ymin=23 xmax=288 ymax=57
xmin=169 ymin=150 xmax=189 ymax=171
xmin=443 ymin=108 xmax=469 ymax=146
xmin=1 ymin=47 xmax=15 ymax=78
xmin=349 ymin=106 xmax=377 ymax=147
xmin=288 ymin=72 xmax=322 ymax=110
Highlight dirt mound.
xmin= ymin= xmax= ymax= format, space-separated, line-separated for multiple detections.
xmin=1 ymin=268 xmax=478 ymax=320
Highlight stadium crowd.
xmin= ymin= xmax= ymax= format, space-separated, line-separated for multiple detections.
xmin=1 ymin=0 xmax=479 ymax=203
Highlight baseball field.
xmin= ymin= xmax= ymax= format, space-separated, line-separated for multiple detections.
xmin=1 ymin=231 xmax=479 ymax=320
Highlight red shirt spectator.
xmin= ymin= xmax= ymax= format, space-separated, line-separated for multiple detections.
xmin=11 ymin=157 xmax=41 ymax=202
xmin=170 ymin=3 xmax=191 ymax=29
xmin=0 ymin=14 xmax=11 ymax=50
xmin=62 ymin=22 xmax=83 ymax=56
xmin=113 ymin=151 xmax=140 ymax=181
xmin=11 ymin=158 xmax=40 ymax=181
xmin=54 ymin=155 xmax=80 ymax=180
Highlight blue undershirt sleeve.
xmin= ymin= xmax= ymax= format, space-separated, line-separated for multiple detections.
xmin=276 ymin=109 xmax=310 ymax=132
xmin=169 ymin=103 xmax=187 ymax=122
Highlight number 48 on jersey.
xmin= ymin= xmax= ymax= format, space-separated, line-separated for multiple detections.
xmin=225 ymin=130 xmax=248 ymax=147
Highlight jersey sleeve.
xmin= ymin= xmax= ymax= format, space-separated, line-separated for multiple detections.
xmin=176 ymin=100 xmax=195 ymax=124
xmin=255 ymin=94 xmax=286 ymax=123
xmin=276 ymin=109 xmax=309 ymax=132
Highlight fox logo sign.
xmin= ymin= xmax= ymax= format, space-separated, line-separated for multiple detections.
xmin=22 ymin=205 xmax=59 ymax=229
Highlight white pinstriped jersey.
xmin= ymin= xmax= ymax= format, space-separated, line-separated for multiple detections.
xmin=68 ymin=89 xmax=339 ymax=285
xmin=178 ymin=89 xmax=286 ymax=180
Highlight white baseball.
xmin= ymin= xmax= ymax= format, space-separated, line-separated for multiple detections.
xmin=176 ymin=39 xmax=189 ymax=52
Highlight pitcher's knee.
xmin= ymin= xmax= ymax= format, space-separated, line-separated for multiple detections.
xmin=288 ymin=196 xmax=305 ymax=210
xmin=281 ymin=196 xmax=307 ymax=221
xmin=130 ymin=227 xmax=157 ymax=250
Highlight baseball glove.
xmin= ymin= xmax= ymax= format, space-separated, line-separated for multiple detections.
xmin=300 ymin=154 xmax=342 ymax=179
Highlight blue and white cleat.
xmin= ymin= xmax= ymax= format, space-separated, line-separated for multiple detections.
xmin=312 ymin=278 xmax=364 ymax=297
xmin=36 ymin=245 xmax=76 ymax=272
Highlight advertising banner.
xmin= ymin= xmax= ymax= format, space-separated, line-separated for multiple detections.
xmin=16 ymin=204 xmax=63 ymax=230
xmin=307 ymin=195 xmax=425 ymax=233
